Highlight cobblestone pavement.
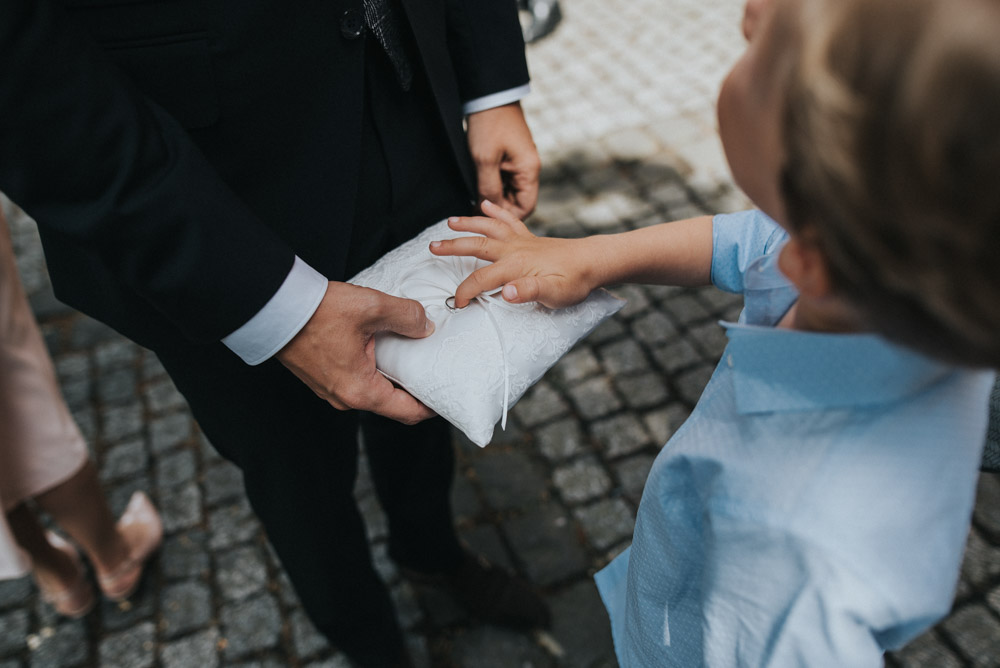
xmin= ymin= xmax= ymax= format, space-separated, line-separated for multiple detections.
xmin=2 ymin=0 xmax=999 ymax=666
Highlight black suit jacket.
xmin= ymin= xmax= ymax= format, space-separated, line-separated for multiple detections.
xmin=0 ymin=0 xmax=528 ymax=350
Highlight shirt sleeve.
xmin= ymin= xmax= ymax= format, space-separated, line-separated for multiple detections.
xmin=222 ymin=256 xmax=328 ymax=365
xmin=710 ymin=209 xmax=788 ymax=293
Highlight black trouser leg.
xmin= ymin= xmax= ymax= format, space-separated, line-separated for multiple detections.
xmin=156 ymin=346 xmax=405 ymax=666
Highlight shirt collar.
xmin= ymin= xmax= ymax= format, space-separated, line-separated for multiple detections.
xmin=721 ymin=322 xmax=955 ymax=415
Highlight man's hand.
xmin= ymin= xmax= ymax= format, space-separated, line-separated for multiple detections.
xmin=276 ymin=281 xmax=436 ymax=424
xmin=466 ymin=102 xmax=540 ymax=219
xmin=429 ymin=199 xmax=600 ymax=310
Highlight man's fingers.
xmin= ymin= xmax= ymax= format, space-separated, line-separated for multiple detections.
xmin=475 ymin=159 xmax=504 ymax=207
xmin=369 ymin=292 xmax=434 ymax=339
xmin=362 ymin=375 xmax=436 ymax=424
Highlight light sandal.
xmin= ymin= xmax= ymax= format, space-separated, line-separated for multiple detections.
xmin=34 ymin=531 xmax=96 ymax=619
xmin=96 ymin=491 xmax=163 ymax=601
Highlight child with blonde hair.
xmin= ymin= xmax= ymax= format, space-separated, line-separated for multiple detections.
xmin=430 ymin=0 xmax=1000 ymax=663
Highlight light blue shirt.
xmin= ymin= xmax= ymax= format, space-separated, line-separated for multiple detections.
xmin=595 ymin=209 xmax=994 ymax=667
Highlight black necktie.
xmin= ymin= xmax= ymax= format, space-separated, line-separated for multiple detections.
xmin=363 ymin=0 xmax=413 ymax=90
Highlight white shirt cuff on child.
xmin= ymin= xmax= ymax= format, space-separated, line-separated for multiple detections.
xmin=221 ymin=256 xmax=327 ymax=365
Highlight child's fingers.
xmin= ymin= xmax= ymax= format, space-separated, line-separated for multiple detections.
xmin=446 ymin=214 xmax=517 ymax=241
xmin=429 ymin=235 xmax=505 ymax=262
xmin=452 ymin=263 xmax=513 ymax=308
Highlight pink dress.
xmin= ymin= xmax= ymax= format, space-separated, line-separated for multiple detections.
xmin=0 ymin=206 xmax=87 ymax=579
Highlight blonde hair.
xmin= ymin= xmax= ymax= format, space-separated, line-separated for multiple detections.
xmin=776 ymin=0 xmax=1000 ymax=368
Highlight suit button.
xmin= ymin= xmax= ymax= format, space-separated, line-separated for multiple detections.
xmin=341 ymin=9 xmax=364 ymax=39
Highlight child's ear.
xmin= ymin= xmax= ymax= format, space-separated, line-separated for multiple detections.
xmin=778 ymin=235 xmax=833 ymax=298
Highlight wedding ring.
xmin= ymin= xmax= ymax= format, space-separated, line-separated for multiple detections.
xmin=445 ymin=296 xmax=468 ymax=312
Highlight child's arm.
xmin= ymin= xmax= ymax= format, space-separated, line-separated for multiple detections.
xmin=430 ymin=199 xmax=714 ymax=308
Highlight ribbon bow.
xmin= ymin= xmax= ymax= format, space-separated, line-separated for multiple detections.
xmin=397 ymin=253 xmax=529 ymax=430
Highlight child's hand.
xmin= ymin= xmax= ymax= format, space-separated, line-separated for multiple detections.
xmin=429 ymin=200 xmax=600 ymax=310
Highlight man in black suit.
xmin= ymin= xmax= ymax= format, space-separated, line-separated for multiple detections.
xmin=0 ymin=0 xmax=547 ymax=665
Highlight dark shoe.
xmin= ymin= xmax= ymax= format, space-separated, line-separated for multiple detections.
xmin=402 ymin=552 xmax=551 ymax=630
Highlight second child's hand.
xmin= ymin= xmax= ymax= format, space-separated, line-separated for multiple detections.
xmin=429 ymin=199 xmax=603 ymax=310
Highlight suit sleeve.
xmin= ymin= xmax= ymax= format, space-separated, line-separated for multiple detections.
xmin=444 ymin=0 xmax=531 ymax=102
xmin=0 ymin=0 xmax=295 ymax=344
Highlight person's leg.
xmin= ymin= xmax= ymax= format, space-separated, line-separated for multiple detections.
xmin=156 ymin=342 xmax=408 ymax=666
xmin=7 ymin=503 xmax=86 ymax=596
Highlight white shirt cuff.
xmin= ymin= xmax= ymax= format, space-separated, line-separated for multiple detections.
xmin=462 ymin=83 xmax=532 ymax=115
xmin=222 ymin=256 xmax=328 ymax=365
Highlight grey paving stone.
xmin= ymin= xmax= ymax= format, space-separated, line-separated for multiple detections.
xmin=553 ymin=456 xmax=612 ymax=505
xmin=548 ymin=580 xmax=616 ymax=668
xmin=674 ymin=363 xmax=716 ymax=405
xmin=148 ymin=413 xmax=192 ymax=454
xmin=939 ymin=604 xmax=1000 ymax=666
xmin=643 ymin=404 xmax=691 ymax=446
xmin=568 ymin=377 xmax=622 ymax=420
xmin=100 ymin=402 xmax=144 ymax=442
xmin=611 ymin=285 xmax=652 ymax=320
xmin=574 ymin=499 xmax=636 ymax=551
xmin=208 ymin=498 xmax=260 ymax=550
xmin=59 ymin=377 xmax=92 ymax=411
xmin=590 ymin=413 xmax=651 ymax=458
xmin=219 ymin=593 xmax=282 ymax=660
xmin=696 ymin=286 xmax=744 ymax=313
xmin=70 ymin=406 xmax=97 ymax=443
xmin=602 ymin=126 xmax=661 ymax=162
xmin=552 ymin=347 xmax=601 ymax=385
xmin=27 ymin=619 xmax=88 ymax=668
xmin=614 ymin=372 xmax=670 ymax=410
xmin=290 ymin=608 xmax=330 ymax=658
xmin=0 ymin=609 xmax=28 ymax=655
xmin=598 ymin=338 xmax=649 ymax=376
xmin=534 ymin=418 xmax=586 ymax=462
xmin=216 ymin=545 xmax=269 ymax=602
xmin=504 ymin=504 xmax=587 ymax=586
xmin=512 ymin=381 xmax=570 ymax=428
xmin=651 ymin=338 xmax=702 ymax=376
xmin=451 ymin=472 xmax=481 ymax=523
xmin=646 ymin=178 xmax=691 ymax=208
xmin=97 ymin=621 xmax=155 ymax=668
xmin=159 ymin=481 xmax=202 ymax=534
xmin=99 ymin=438 xmax=148 ymax=483
xmin=0 ymin=576 xmax=31 ymax=610
xmin=631 ymin=310 xmax=678 ymax=345
xmin=461 ymin=524 xmax=515 ymax=572
xmin=160 ymin=628 xmax=220 ymax=668
xmin=160 ymin=580 xmax=213 ymax=639
xmin=990 ymin=583 xmax=1000 ymax=617
xmin=96 ymin=367 xmax=138 ymax=405
xmin=99 ymin=579 xmax=156 ymax=630
xmin=575 ymin=195 xmax=626 ymax=231
xmin=662 ymin=293 xmax=713 ymax=325
xmin=201 ymin=461 xmax=244 ymax=506
xmin=160 ymin=529 xmax=210 ymax=580
xmin=958 ymin=528 xmax=1000 ymax=588
xmin=391 ymin=581 xmax=423 ymax=630
xmin=54 ymin=352 xmax=89 ymax=381
xmin=304 ymin=656 xmax=352 ymax=668
xmin=687 ymin=321 xmax=730 ymax=361
xmin=974 ymin=473 xmax=1000 ymax=540
xmin=357 ymin=491 xmax=388 ymax=542
xmin=473 ymin=450 xmax=547 ymax=512
xmin=615 ymin=454 xmax=656 ymax=504
xmin=144 ymin=378 xmax=188 ymax=416
xmin=140 ymin=350 xmax=168 ymax=381
xmin=370 ymin=542 xmax=399 ymax=587
xmin=94 ymin=339 xmax=139 ymax=371
xmin=890 ymin=630 xmax=963 ymax=668
xmin=587 ymin=316 xmax=627 ymax=346
xmin=69 ymin=315 xmax=117 ymax=349
xmin=449 ymin=626 xmax=553 ymax=668
xmin=155 ymin=447 xmax=197 ymax=490
xmin=275 ymin=570 xmax=300 ymax=608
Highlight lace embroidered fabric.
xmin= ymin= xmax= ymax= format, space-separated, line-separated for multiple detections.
xmin=349 ymin=220 xmax=626 ymax=446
